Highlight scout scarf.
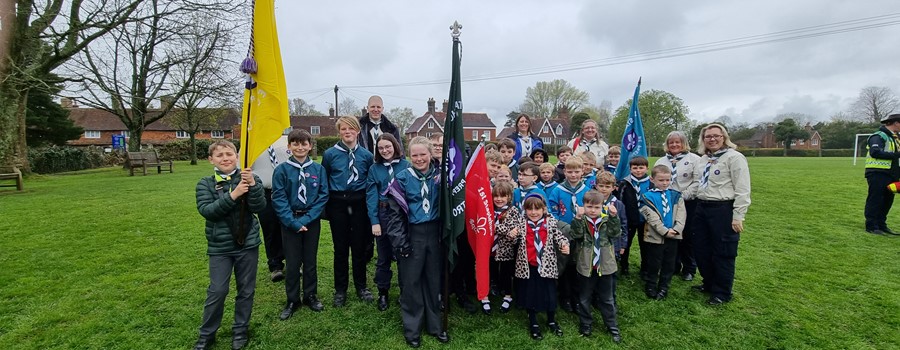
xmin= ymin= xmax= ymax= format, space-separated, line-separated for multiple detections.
xmin=286 ymin=157 xmax=313 ymax=204
xmin=519 ymin=135 xmax=533 ymax=158
xmin=629 ymin=175 xmax=650 ymax=201
xmin=492 ymin=205 xmax=510 ymax=253
xmin=409 ymin=166 xmax=435 ymax=214
xmin=214 ymin=167 xmax=238 ymax=192
xmin=382 ymin=159 xmax=400 ymax=177
xmin=267 ymin=146 xmax=279 ymax=168
xmin=558 ymin=181 xmax=586 ymax=214
xmin=518 ymin=185 xmax=538 ymax=207
xmin=666 ymin=152 xmax=687 ymax=179
xmin=643 ymin=188 xmax=682 ymax=228
xmin=334 ymin=142 xmax=360 ymax=185
xmin=587 ymin=215 xmax=606 ymax=270
xmin=700 ymin=148 xmax=729 ymax=189
xmin=528 ymin=217 xmax=547 ymax=269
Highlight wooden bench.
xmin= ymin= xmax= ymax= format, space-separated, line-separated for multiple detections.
xmin=0 ymin=166 xmax=23 ymax=191
xmin=127 ymin=151 xmax=173 ymax=176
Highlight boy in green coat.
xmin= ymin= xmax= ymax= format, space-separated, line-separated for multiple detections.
xmin=571 ymin=190 xmax=623 ymax=343
xmin=192 ymin=140 xmax=266 ymax=350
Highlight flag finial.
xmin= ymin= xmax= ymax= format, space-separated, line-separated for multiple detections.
xmin=450 ymin=21 xmax=463 ymax=39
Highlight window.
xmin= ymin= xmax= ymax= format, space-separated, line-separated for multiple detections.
xmin=428 ymin=121 xmax=434 ymax=129
xmin=426 ymin=132 xmax=433 ymax=138
xmin=812 ymin=138 xmax=818 ymax=146
xmin=472 ymin=130 xmax=478 ymax=140
xmin=542 ymin=125 xmax=549 ymax=133
xmin=790 ymin=140 xmax=796 ymax=146
xmin=542 ymin=137 xmax=551 ymax=144
xmin=211 ymin=130 xmax=225 ymax=138
xmin=85 ymin=130 xmax=100 ymax=139
xmin=310 ymin=126 xmax=320 ymax=135
xmin=120 ymin=131 xmax=129 ymax=138
xmin=555 ymin=124 xmax=562 ymax=135
xmin=176 ymin=131 xmax=189 ymax=138
xmin=798 ymin=139 xmax=805 ymax=145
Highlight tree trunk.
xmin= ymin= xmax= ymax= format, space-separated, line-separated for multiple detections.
xmin=783 ymin=144 xmax=788 ymax=157
xmin=15 ymin=91 xmax=30 ymax=173
xmin=0 ymin=89 xmax=18 ymax=168
xmin=189 ymin=133 xmax=198 ymax=165
xmin=128 ymin=128 xmax=143 ymax=152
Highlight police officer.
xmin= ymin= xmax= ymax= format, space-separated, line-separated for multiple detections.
xmin=691 ymin=123 xmax=751 ymax=306
xmin=864 ymin=113 xmax=900 ymax=235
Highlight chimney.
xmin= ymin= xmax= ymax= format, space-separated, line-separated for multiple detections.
xmin=442 ymin=99 xmax=449 ymax=114
xmin=329 ymin=107 xmax=335 ymax=117
xmin=60 ymin=97 xmax=73 ymax=108
xmin=160 ymin=95 xmax=174 ymax=110
xmin=557 ymin=106 xmax=569 ymax=120
xmin=361 ymin=108 xmax=367 ymax=116
xmin=427 ymin=97 xmax=436 ymax=114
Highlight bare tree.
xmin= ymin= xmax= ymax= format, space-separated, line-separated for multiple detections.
xmin=388 ymin=106 xmax=416 ymax=134
xmin=851 ymin=86 xmax=899 ymax=123
xmin=167 ymin=15 xmax=242 ymax=165
xmin=289 ymin=97 xmax=324 ymax=116
xmin=338 ymin=96 xmax=361 ymax=117
xmin=70 ymin=0 xmax=241 ymax=151
xmin=0 ymin=0 xmax=143 ymax=172
xmin=519 ymin=79 xmax=590 ymax=118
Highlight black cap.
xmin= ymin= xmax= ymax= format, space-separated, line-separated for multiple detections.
xmin=881 ymin=113 xmax=900 ymax=124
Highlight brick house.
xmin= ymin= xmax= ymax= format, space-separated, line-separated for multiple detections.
xmin=66 ymin=98 xmax=239 ymax=147
xmin=497 ymin=112 xmax=572 ymax=146
xmin=735 ymin=123 xmax=821 ymax=150
xmin=405 ymin=98 xmax=496 ymax=141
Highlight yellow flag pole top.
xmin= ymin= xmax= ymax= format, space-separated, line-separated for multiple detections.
xmin=239 ymin=0 xmax=290 ymax=170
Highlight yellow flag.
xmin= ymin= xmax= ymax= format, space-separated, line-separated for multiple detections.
xmin=239 ymin=0 xmax=289 ymax=169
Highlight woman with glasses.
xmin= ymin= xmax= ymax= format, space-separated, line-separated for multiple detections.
xmin=567 ymin=119 xmax=609 ymax=168
xmin=690 ymin=124 xmax=751 ymax=306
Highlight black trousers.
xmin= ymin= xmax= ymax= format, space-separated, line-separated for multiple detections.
xmin=198 ymin=248 xmax=258 ymax=338
xmin=326 ymin=191 xmax=374 ymax=293
xmin=643 ymin=239 xmax=679 ymax=291
xmin=693 ymin=201 xmax=739 ymax=301
xmin=865 ymin=171 xmax=896 ymax=231
xmin=493 ymin=259 xmax=515 ymax=296
xmin=676 ymin=199 xmax=698 ymax=275
xmin=450 ymin=234 xmax=476 ymax=298
xmin=575 ymin=270 xmax=618 ymax=332
xmin=398 ymin=221 xmax=442 ymax=341
xmin=282 ymin=219 xmax=320 ymax=303
xmin=620 ymin=223 xmax=646 ymax=274
xmin=374 ymin=208 xmax=397 ymax=292
xmin=259 ymin=189 xmax=285 ymax=272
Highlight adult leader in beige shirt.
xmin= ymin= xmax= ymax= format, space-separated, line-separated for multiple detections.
xmin=690 ymin=123 xmax=751 ymax=306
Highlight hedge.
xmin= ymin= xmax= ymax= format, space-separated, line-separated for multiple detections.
xmin=156 ymin=139 xmax=241 ymax=161
xmin=28 ymin=146 xmax=121 ymax=174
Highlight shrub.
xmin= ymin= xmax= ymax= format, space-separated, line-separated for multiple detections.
xmin=28 ymin=146 xmax=119 ymax=174
xmin=156 ymin=139 xmax=240 ymax=160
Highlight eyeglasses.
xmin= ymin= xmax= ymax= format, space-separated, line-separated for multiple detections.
xmin=703 ymin=135 xmax=723 ymax=140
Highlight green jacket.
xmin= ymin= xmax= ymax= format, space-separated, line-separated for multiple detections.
xmin=571 ymin=214 xmax=621 ymax=277
xmin=195 ymin=173 xmax=265 ymax=255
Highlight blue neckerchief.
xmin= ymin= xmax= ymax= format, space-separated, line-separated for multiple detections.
xmin=642 ymin=188 xmax=681 ymax=228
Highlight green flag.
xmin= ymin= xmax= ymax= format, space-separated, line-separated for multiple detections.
xmin=441 ymin=31 xmax=467 ymax=269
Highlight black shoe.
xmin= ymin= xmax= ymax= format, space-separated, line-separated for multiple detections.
xmin=378 ymin=295 xmax=389 ymax=311
xmin=405 ymin=337 xmax=421 ymax=348
xmin=682 ymin=273 xmax=694 ymax=281
xmin=231 ymin=334 xmax=248 ymax=350
xmin=707 ymin=296 xmax=728 ymax=305
xmin=270 ymin=270 xmax=284 ymax=282
xmin=304 ymin=296 xmax=324 ymax=312
xmin=433 ymin=331 xmax=450 ymax=343
xmin=656 ymin=289 xmax=668 ymax=300
xmin=192 ymin=336 xmax=215 ymax=350
xmin=620 ymin=267 xmax=630 ymax=276
xmin=883 ymin=227 xmax=896 ymax=235
xmin=609 ymin=328 xmax=622 ymax=343
xmin=499 ymin=297 xmax=513 ymax=313
xmin=548 ymin=322 xmax=563 ymax=337
xmin=560 ymin=299 xmax=574 ymax=313
xmin=867 ymin=229 xmax=886 ymax=235
xmin=480 ymin=300 xmax=492 ymax=315
xmin=691 ymin=285 xmax=710 ymax=294
xmin=357 ymin=288 xmax=375 ymax=302
xmin=333 ymin=292 xmax=347 ymax=307
xmin=279 ymin=302 xmax=299 ymax=320
xmin=644 ymin=288 xmax=657 ymax=299
xmin=530 ymin=325 xmax=543 ymax=340
xmin=579 ymin=324 xmax=592 ymax=337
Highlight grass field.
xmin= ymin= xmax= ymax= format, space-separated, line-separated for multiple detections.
xmin=1 ymin=158 xmax=898 ymax=350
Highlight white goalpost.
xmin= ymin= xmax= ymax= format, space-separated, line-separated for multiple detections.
xmin=853 ymin=133 xmax=873 ymax=165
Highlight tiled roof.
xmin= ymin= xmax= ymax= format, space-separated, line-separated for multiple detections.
xmin=68 ymin=107 xmax=240 ymax=131
xmin=407 ymin=111 xmax=495 ymax=133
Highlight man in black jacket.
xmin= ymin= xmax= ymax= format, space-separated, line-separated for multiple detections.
xmin=359 ymin=95 xmax=404 ymax=156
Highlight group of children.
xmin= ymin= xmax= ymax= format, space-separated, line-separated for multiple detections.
xmin=191 ymin=115 xmax=690 ymax=349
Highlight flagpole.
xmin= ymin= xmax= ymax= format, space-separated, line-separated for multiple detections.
xmin=441 ymin=19 xmax=464 ymax=334
xmin=235 ymin=6 xmax=260 ymax=246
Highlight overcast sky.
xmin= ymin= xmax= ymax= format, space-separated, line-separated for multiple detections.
xmin=272 ymin=0 xmax=900 ymax=128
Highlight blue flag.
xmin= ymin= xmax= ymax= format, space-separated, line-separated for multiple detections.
xmin=614 ymin=79 xmax=647 ymax=181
